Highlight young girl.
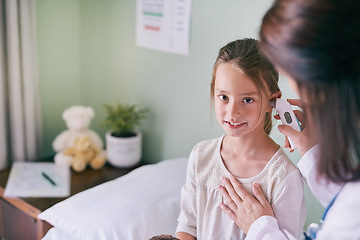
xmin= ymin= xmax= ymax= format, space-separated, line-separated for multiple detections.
xmin=175 ymin=39 xmax=306 ymax=239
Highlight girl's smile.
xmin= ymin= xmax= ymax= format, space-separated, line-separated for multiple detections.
xmin=224 ymin=120 xmax=247 ymax=129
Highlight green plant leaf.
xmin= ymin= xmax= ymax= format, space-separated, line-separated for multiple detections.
xmin=102 ymin=103 xmax=148 ymax=137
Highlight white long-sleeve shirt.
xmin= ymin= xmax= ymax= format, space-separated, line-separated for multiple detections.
xmin=176 ymin=136 xmax=306 ymax=239
xmin=246 ymin=145 xmax=360 ymax=240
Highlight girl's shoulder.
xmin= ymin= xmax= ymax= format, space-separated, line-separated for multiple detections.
xmin=188 ymin=136 xmax=226 ymax=189
xmin=192 ymin=136 xmax=223 ymax=151
xmin=257 ymin=148 xmax=302 ymax=203
xmin=189 ymin=136 xmax=223 ymax=161
xmin=267 ymin=148 xmax=298 ymax=174
xmin=263 ymin=148 xmax=301 ymax=187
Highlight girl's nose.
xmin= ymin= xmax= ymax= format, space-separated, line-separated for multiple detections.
xmin=228 ymin=101 xmax=241 ymax=118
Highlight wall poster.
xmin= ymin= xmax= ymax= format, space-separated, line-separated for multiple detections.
xmin=136 ymin=0 xmax=192 ymax=56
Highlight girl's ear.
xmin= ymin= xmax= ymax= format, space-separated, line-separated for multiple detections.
xmin=271 ymin=91 xmax=282 ymax=100
xmin=266 ymin=91 xmax=282 ymax=112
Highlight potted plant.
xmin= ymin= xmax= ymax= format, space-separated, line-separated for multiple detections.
xmin=102 ymin=103 xmax=148 ymax=167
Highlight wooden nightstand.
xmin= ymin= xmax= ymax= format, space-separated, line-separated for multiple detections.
xmin=0 ymin=161 xmax=142 ymax=240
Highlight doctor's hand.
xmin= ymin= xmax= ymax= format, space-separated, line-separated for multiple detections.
xmin=218 ymin=175 xmax=274 ymax=234
xmin=275 ymin=99 xmax=318 ymax=156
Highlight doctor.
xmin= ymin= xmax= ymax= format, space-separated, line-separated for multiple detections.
xmin=218 ymin=0 xmax=360 ymax=239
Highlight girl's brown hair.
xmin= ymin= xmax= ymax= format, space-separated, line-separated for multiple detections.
xmin=260 ymin=0 xmax=360 ymax=182
xmin=210 ymin=38 xmax=279 ymax=135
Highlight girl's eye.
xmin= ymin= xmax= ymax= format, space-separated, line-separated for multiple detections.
xmin=219 ymin=95 xmax=229 ymax=101
xmin=243 ymin=98 xmax=254 ymax=104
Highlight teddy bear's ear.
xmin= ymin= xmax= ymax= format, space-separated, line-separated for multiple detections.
xmin=86 ymin=107 xmax=95 ymax=119
xmin=62 ymin=105 xmax=82 ymax=121
xmin=62 ymin=107 xmax=72 ymax=121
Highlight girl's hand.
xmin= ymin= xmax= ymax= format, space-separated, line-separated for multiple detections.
xmin=218 ymin=175 xmax=274 ymax=234
xmin=274 ymin=99 xmax=318 ymax=156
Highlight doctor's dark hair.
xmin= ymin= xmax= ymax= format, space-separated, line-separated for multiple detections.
xmin=260 ymin=0 xmax=360 ymax=182
xmin=210 ymin=38 xmax=279 ymax=135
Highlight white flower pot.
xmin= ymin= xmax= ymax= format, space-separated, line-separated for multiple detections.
xmin=105 ymin=131 xmax=142 ymax=168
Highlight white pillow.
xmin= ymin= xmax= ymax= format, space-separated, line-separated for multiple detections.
xmin=39 ymin=158 xmax=188 ymax=240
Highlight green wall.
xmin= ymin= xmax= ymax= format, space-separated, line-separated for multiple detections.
xmin=36 ymin=0 xmax=324 ymax=228
xmin=37 ymin=0 xmax=82 ymax=153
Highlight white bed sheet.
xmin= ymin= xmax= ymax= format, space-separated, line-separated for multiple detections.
xmin=39 ymin=158 xmax=188 ymax=240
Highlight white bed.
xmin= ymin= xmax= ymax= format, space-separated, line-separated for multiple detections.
xmin=38 ymin=158 xmax=188 ymax=240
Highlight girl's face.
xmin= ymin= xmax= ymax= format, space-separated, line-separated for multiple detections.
xmin=214 ymin=63 xmax=271 ymax=137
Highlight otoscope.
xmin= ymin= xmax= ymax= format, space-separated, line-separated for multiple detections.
xmin=270 ymin=98 xmax=302 ymax=149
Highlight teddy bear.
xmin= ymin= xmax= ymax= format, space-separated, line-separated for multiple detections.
xmin=63 ymin=134 xmax=106 ymax=172
xmin=52 ymin=105 xmax=106 ymax=169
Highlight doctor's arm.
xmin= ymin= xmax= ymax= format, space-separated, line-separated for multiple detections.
xmin=277 ymin=99 xmax=342 ymax=206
